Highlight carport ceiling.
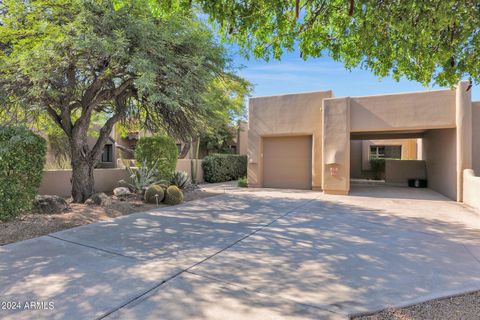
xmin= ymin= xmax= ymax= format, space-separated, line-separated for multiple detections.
xmin=350 ymin=130 xmax=426 ymax=140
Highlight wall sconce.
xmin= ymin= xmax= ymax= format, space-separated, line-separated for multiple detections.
xmin=330 ymin=165 xmax=339 ymax=177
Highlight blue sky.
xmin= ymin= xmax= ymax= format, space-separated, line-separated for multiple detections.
xmin=232 ymin=49 xmax=480 ymax=101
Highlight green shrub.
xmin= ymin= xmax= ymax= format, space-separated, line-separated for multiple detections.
xmin=202 ymin=154 xmax=247 ymax=183
xmin=369 ymin=158 xmax=386 ymax=180
xmin=237 ymin=176 xmax=248 ymax=188
xmin=135 ymin=136 xmax=178 ymax=180
xmin=164 ymin=185 xmax=184 ymax=205
xmin=0 ymin=126 xmax=46 ymax=220
xmin=170 ymin=170 xmax=189 ymax=189
xmin=144 ymin=184 xmax=165 ymax=204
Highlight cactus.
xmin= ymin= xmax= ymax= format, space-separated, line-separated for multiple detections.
xmin=170 ymin=170 xmax=189 ymax=189
xmin=164 ymin=185 xmax=184 ymax=205
xmin=144 ymin=184 xmax=164 ymax=204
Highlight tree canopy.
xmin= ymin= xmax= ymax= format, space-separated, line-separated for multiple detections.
xmin=0 ymin=0 xmax=250 ymax=201
xmin=149 ymin=0 xmax=480 ymax=87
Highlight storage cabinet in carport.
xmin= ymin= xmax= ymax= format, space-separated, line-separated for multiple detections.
xmin=262 ymin=136 xmax=312 ymax=190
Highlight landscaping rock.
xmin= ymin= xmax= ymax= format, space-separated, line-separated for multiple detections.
xmin=33 ymin=195 xmax=70 ymax=214
xmin=113 ymin=187 xmax=132 ymax=197
xmin=86 ymin=193 xmax=112 ymax=206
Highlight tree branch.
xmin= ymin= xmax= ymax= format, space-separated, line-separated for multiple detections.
xmin=349 ymin=0 xmax=354 ymax=16
xmin=45 ymin=106 xmax=63 ymax=129
xmin=89 ymin=88 xmax=131 ymax=163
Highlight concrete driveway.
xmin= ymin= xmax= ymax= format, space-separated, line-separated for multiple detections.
xmin=1 ymin=184 xmax=480 ymax=319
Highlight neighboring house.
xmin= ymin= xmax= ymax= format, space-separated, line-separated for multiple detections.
xmin=111 ymin=120 xmax=248 ymax=167
xmin=247 ymin=81 xmax=479 ymax=202
xmin=45 ymin=121 xmax=248 ymax=170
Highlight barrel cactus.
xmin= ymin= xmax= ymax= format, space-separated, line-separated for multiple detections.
xmin=144 ymin=184 xmax=164 ymax=204
xmin=164 ymin=185 xmax=184 ymax=205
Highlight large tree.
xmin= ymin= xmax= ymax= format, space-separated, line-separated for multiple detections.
xmin=0 ymin=0 xmax=246 ymax=202
xmin=149 ymin=0 xmax=480 ymax=87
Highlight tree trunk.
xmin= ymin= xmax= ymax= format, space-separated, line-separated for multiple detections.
xmin=178 ymin=142 xmax=191 ymax=159
xmin=71 ymin=158 xmax=95 ymax=203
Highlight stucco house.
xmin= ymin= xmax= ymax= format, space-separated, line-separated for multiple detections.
xmin=247 ymin=81 xmax=480 ymax=203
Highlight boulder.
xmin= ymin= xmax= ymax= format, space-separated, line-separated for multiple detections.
xmin=33 ymin=195 xmax=70 ymax=214
xmin=86 ymin=192 xmax=112 ymax=206
xmin=113 ymin=187 xmax=131 ymax=197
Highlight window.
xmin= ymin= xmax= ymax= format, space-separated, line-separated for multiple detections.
xmin=101 ymin=144 xmax=113 ymax=163
xmin=370 ymin=145 xmax=401 ymax=160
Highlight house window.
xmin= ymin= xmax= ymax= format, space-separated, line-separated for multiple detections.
xmin=101 ymin=144 xmax=113 ymax=163
xmin=370 ymin=145 xmax=401 ymax=160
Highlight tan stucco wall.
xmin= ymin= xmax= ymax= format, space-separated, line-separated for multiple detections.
xmin=248 ymin=90 xmax=333 ymax=189
xmin=350 ymin=90 xmax=456 ymax=132
xmin=237 ymin=121 xmax=248 ymax=156
xmin=472 ymin=102 xmax=480 ymax=176
xmin=463 ymin=169 xmax=480 ymax=211
xmin=40 ymin=160 xmax=204 ymax=197
xmin=422 ymin=128 xmax=457 ymax=200
xmin=176 ymin=159 xmax=204 ymax=183
xmin=350 ymin=140 xmax=364 ymax=179
xmin=385 ymin=160 xmax=427 ymax=186
xmin=455 ymin=81 xmax=472 ymax=201
xmin=322 ymin=97 xmax=350 ymax=194
xmin=39 ymin=168 xmax=129 ymax=197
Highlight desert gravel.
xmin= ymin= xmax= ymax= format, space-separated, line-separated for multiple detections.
xmin=353 ymin=290 xmax=480 ymax=320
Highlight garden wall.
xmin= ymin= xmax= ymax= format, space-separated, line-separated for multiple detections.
xmin=385 ymin=160 xmax=427 ymax=186
xmin=463 ymin=169 xmax=480 ymax=211
xmin=39 ymin=160 xmax=204 ymax=197
xmin=176 ymin=159 xmax=204 ymax=183
xmin=39 ymin=169 xmax=129 ymax=197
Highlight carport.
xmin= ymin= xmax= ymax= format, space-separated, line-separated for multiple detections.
xmin=321 ymin=84 xmax=470 ymax=201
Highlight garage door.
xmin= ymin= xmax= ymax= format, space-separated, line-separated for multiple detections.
xmin=263 ymin=136 xmax=312 ymax=190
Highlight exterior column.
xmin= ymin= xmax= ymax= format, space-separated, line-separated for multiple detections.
xmin=322 ymin=97 xmax=350 ymax=195
xmin=456 ymin=80 xmax=472 ymax=202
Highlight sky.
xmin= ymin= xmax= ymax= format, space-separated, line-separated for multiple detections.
xmin=232 ymin=49 xmax=480 ymax=101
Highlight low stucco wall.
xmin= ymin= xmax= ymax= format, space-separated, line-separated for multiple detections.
xmin=39 ymin=168 xmax=129 ymax=197
xmin=463 ymin=169 xmax=480 ymax=210
xmin=176 ymin=159 xmax=204 ymax=183
xmin=40 ymin=160 xmax=204 ymax=197
xmin=385 ymin=160 xmax=426 ymax=186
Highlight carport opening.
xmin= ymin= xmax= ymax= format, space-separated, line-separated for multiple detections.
xmin=349 ymin=129 xmax=457 ymax=200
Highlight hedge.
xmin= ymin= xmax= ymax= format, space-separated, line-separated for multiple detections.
xmin=0 ymin=126 xmax=46 ymax=220
xmin=135 ymin=135 xmax=178 ymax=180
xmin=202 ymin=154 xmax=247 ymax=183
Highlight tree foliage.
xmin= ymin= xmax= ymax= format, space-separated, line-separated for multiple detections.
xmin=149 ymin=0 xmax=480 ymax=87
xmin=135 ymin=136 xmax=178 ymax=180
xmin=0 ymin=0 xmax=249 ymax=201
